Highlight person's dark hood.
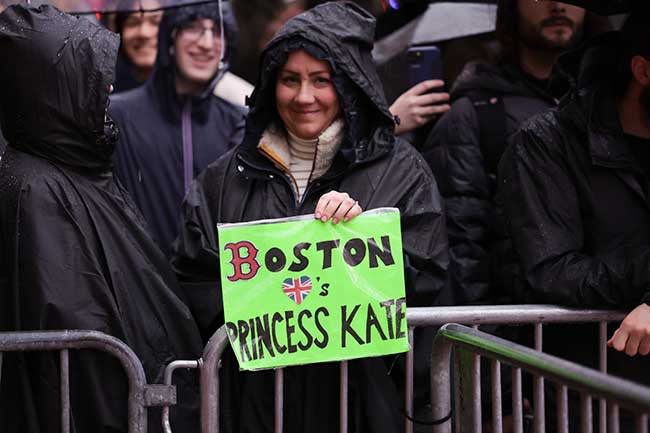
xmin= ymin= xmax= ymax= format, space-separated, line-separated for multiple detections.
xmin=151 ymin=1 xmax=236 ymax=101
xmin=0 ymin=4 xmax=119 ymax=172
xmin=241 ymin=1 xmax=396 ymax=165
xmin=451 ymin=61 xmax=552 ymax=102
xmin=552 ymin=31 xmax=621 ymax=95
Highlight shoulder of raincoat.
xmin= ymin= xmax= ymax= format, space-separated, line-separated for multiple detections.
xmin=171 ymin=3 xmax=449 ymax=432
xmin=498 ymin=31 xmax=650 ymax=308
xmin=0 ymin=6 xmax=202 ymax=433
xmin=420 ymin=61 xmax=558 ymax=305
xmin=0 ymin=127 xmax=5 ymax=157
xmin=109 ymin=2 xmax=246 ymax=258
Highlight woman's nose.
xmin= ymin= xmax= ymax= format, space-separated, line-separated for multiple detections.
xmin=295 ymin=83 xmax=315 ymax=104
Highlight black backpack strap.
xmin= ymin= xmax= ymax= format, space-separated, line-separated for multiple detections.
xmin=464 ymin=91 xmax=508 ymax=175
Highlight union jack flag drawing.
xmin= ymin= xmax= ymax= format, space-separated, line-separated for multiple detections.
xmin=282 ymin=276 xmax=312 ymax=305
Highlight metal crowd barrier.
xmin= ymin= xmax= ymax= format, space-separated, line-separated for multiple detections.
xmin=177 ymin=305 xmax=630 ymax=433
xmin=0 ymin=330 xmax=177 ymax=433
xmin=431 ymin=323 xmax=650 ymax=433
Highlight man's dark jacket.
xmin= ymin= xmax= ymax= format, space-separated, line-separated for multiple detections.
xmin=0 ymin=5 xmax=203 ymax=432
xmin=172 ymin=3 xmax=449 ymax=432
xmin=499 ymin=32 xmax=650 ymax=385
xmin=421 ymin=63 xmax=557 ymax=304
xmin=110 ymin=3 xmax=246 ymax=257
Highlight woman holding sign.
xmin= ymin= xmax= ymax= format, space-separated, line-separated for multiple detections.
xmin=172 ymin=2 xmax=449 ymax=432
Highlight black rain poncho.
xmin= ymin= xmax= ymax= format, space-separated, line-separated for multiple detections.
xmin=0 ymin=5 xmax=203 ymax=433
xmin=171 ymin=2 xmax=449 ymax=432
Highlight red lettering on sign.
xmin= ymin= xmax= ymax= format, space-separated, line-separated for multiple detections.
xmin=224 ymin=241 xmax=260 ymax=281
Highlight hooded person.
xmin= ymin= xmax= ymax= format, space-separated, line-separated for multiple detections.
xmin=498 ymin=9 xmax=650 ymax=432
xmin=109 ymin=1 xmax=246 ymax=258
xmin=420 ymin=0 xmax=611 ymax=306
xmin=171 ymin=2 xmax=449 ymax=432
xmin=0 ymin=5 xmax=203 ymax=433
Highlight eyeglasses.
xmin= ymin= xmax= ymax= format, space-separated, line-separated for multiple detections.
xmin=180 ymin=23 xmax=221 ymax=43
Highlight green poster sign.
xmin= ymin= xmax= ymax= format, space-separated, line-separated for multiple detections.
xmin=218 ymin=207 xmax=409 ymax=370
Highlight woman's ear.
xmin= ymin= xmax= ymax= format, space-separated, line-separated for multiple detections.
xmin=631 ymin=55 xmax=650 ymax=86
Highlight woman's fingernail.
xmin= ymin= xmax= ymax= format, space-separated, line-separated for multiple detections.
xmin=315 ymin=213 xmax=321 ymax=219
xmin=321 ymin=216 xmax=328 ymax=222
xmin=332 ymin=218 xmax=338 ymax=224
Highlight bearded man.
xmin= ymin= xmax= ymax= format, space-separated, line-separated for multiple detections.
xmin=421 ymin=0 xmax=609 ymax=305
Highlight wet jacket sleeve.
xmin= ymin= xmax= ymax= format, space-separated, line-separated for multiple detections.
xmin=421 ymin=98 xmax=491 ymax=304
xmin=500 ymin=125 xmax=650 ymax=308
xmin=384 ymin=144 xmax=451 ymax=306
xmin=171 ymin=171 xmax=224 ymax=340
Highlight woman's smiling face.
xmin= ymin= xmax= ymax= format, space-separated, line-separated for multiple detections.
xmin=275 ymin=49 xmax=340 ymax=140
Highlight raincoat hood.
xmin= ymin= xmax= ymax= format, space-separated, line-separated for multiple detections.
xmin=451 ymin=61 xmax=553 ymax=102
xmin=0 ymin=4 xmax=119 ymax=172
xmin=242 ymin=1 xmax=396 ymax=165
xmin=152 ymin=1 xmax=236 ymax=103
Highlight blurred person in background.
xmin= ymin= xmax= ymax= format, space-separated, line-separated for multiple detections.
xmin=421 ymin=0 xmax=610 ymax=306
xmin=112 ymin=0 xmax=163 ymax=92
xmin=0 ymin=5 xmax=202 ymax=432
xmin=172 ymin=2 xmax=449 ymax=431
xmin=499 ymin=8 xmax=650 ymax=430
xmin=110 ymin=2 xmax=246 ymax=258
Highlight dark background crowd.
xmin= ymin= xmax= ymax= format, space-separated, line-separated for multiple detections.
xmin=0 ymin=1 xmax=649 ymax=433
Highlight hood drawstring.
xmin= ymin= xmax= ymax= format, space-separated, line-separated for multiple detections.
xmin=181 ymin=99 xmax=194 ymax=194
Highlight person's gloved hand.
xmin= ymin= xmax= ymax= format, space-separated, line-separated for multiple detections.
xmin=315 ymin=191 xmax=362 ymax=224
xmin=608 ymin=303 xmax=650 ymax=356
xmin=390 ymin=79 xmax=450 ymax=135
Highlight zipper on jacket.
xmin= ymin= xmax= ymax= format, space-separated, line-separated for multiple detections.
xmin=181 ymin=99 xmax=194 ymax=195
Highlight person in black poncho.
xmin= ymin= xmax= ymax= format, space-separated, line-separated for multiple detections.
xmin=0 ymin=5 xmax=202 ymax=433
xmin=172 ymin=2 xmax=450 ymax=432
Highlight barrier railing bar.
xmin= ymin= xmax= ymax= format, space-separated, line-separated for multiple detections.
xmin=199 ymin=327 xmax=229 ymax=433
xmin=407 ymin=305 xmax=625 ymax=327
xmin=163 ymin=360 xmax=200 ymax=433
xmin=512 ymin=367 xmax=523 ymax=433
xmin=456 ymin=347 xmax=482 ymax=433
xmin=582 ymin=393 xmax=594 ymax=433
xmin=453 ymin=349 xmax=462 ymax=433
xmin=405 ymin=327 xmax=414 ymax=433
xmin=637 ymin=414 xmax=648 ymax=433
xmin=60 ymin=349 xmax=70 ymax=433
xmin=600 ymin=321 xmax=609 ymax=433
xmin=340 ymin=361 xmax=348 ymax=433
xmin=439 ymin=324 xmax=650 ymax=411
xmin=430 ymin=336 xmax=452 ymax=433
xmin=472 ymin=351 xmax=481 ymax=433
xmin=491 ymin=359 xmax=503 ymax=433
xmin=0 ymin=353 xmax=3 ymax=387
xmin=0 ymin=330 xmax=150 ymax=433
xmin=275 ymin=368 xmax=283 ymax=433
xmin=557 ymin=384 xmax=568 ymax=433
xmin=192 ymin=306 xmax=627 ymax=433
xmin=609 ymin=404 xmax=620 ymax=433
xmin=533 ymin=323 xmax=545 ymax=433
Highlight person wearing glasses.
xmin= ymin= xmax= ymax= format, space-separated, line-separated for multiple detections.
xmin=109 ymin=2 xmax=246 ymax=258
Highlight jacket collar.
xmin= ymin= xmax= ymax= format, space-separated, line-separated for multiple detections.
xmin=583 ymin=87 xmax=640 ymax=171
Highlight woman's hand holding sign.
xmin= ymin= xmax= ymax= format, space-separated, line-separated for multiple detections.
xmin=315 ymin=191 xmax=363 ymax=224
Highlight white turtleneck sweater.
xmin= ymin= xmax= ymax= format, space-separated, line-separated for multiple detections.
xmin=287 ymin=130 xmax=317 ymax=200
xmin=257 ymin=118 xmax=345 ymax=202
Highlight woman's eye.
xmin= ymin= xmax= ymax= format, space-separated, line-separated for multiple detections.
xmin=314 ymin=76 xmax=331 ymax=86
xmin=282 ymin=76 xmax=299 ymax=85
